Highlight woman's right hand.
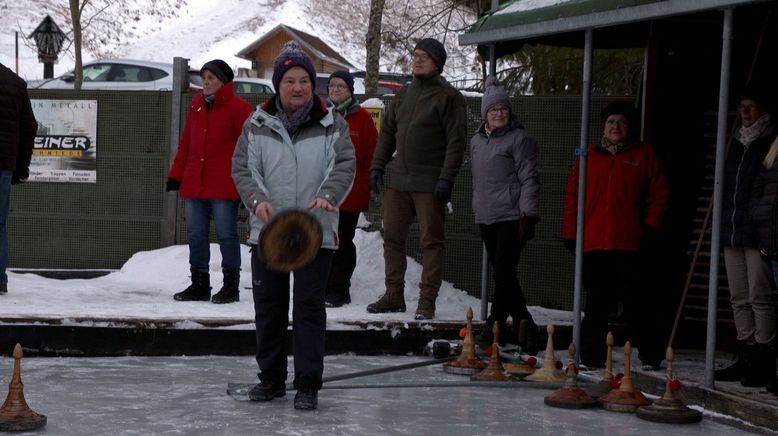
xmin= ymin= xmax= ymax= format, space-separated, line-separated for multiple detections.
xmin=255 ymin=201 xmax=275 ymax=223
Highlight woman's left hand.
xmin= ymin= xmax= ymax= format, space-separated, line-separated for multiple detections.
xmin=308 ymin=197 xmax=338 ymax=212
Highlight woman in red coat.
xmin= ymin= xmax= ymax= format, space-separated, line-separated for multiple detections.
xmin=324 ymin=70 xmax=378 ymax=307
xmin=563 ymin=101 xmax=670 ymax=369
xmin=167 ymin=59 xmax=253 ymax=304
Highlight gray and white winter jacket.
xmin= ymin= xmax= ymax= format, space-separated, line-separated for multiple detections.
xmin=470 ymin=118 xmax=540 ymax=225
xmin=232 ymin=95 xmax=355 ymax=248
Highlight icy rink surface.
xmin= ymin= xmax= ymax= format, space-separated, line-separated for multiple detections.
xmin=0 ymin=355 xmax=754 ymax=435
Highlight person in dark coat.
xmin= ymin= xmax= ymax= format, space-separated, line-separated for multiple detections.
xmin=562 ymin=100 xmax=671 ymax=370
xmin=367 ymin=38 xmax=468 ymax=320
xmin=750 ymin=135 xmax=778 ymax=395
xmin=0 ymin=63 xmax=37 ymax=294
xmin=323 ymin=70 xmax=378 ymax=308
xmin=167 ymin=59 xmax=253 ymax=304
xmin=470 ymin=76 xmax=540 ymax=353
xmin=716 ymin=92 xmax=777 ymax=387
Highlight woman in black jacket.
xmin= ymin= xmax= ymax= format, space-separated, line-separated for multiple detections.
xmin=749 ymin=135 xmax=778 ymax=395
xmin=718 ymin=92 xmax=776 ymax=388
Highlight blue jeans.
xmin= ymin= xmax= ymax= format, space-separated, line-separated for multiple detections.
xmin=184 ymin=199 xmax=241 ymax=272
xmin=0 ymin=171 xmax=10 ymax=286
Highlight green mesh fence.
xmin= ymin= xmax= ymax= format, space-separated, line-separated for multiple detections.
xmin=10 ymin=90 xmax=618 ymax=310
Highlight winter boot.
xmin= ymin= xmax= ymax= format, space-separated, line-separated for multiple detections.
xmin=173 ymin=269 xmax=211 ymax=301
xmin=414 ymin=288 xmax=438 ymax=320
xmin=766 ymin=346 xmax=778 ymax=396
xmin=714 ymin=340 xmax=747 ymax=382
xmin=294 ymin=388 xmax=318 ymax=410
xmin=248 ymin=380 xmax=286 ymax=402
xmin=741 ymin=343 xmax=770 ymax=387
xmin=212 ymin=269 xmax=240 ymax=304
xmin=366 ymin=290 xmax=406 ymax=313
xmin=518 ymin=318 xmax=541 ymax=356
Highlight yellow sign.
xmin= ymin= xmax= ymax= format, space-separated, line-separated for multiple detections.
xmin=365 ymin=107 xmax=383 ymax=133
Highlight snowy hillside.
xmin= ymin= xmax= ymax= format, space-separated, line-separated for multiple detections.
xmin=1 ymin=0 xmax=479 ymax=85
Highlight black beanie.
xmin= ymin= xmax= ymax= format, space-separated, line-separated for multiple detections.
xmin=200 ymin=59 xmax=234 ymax=84
xmin=414 ymin=38 xmax=447 ymax=73
xmin=328 ymin=70 xmax=354 ymax=95
xmin=272 ymin=41 xmax=317 ymax=91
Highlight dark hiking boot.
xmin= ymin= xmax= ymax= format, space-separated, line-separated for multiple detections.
xmin=248 ymin=380 xmax=286 ymax=402
xmin=0 ymin=283 xmax=6 ymax=294
xmin=294 ymin=388 xmax=318 ymax=410
xmin=366 ymin=291 xmax=406 ymax=313
xmin=414 ymin=297 xmax=436 ymax=320
xmin=212 ymin=269 xmax=240 ymax=304
xmin=174 ymin=269 xmax=211 ymax=301
xmin=414 ymin=288 xmax=438 ymax=320
xmin=715 ymin=340 xmax=747 ymax=382
xmin=741 ymin=343 xmax=770 ymax=387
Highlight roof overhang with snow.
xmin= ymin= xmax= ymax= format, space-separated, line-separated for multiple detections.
xmin=460 ymin=0 xmax=768 ymax=54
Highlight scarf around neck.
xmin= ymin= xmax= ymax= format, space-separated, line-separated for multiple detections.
xmin=333 ymin=97 xmax=352 ymax=115
xmin=738 ymin=114 xmax=772 ymax=147
xmin=601 ymin=136 xmax=636 ymax=155
xmin=275 ymin=96 xmax=314 ymax=134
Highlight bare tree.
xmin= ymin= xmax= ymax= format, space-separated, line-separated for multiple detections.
xmin=69 ymin=0 xmax=85 ymax=89
xmin=365 ymin=0 xmax=387 ymax=94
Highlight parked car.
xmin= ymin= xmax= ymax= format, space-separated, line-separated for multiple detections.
xmin=232 ymin=78 xmax=275 ymax=95
xmin=29 ymin=59 xmax=202 ymax=91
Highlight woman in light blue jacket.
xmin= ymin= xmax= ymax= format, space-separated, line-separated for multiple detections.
xmin=471 ymin=76 xmax=540 ymax=354
xmin=231 ymin=42 xmax=355 ymax=411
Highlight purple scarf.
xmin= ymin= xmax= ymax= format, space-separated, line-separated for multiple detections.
xmin=275 ymin=96 xmax=314 ymax=134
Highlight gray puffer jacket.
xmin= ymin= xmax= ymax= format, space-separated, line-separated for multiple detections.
xmin=470 ymin=118 xmax=540 ymax=225
xmin=232 ymin=95 xmax=355 ymax=248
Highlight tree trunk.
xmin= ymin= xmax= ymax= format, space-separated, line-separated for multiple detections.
xmin=69 ymin=0 xmax=83 ymax=90
xmin=364 ymin=0 xmax=386 ymax=95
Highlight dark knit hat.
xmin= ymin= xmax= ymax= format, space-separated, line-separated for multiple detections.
xmin=272 ymin=41 xmax=317 ymax=91
xmin=328 ymin=70 xmax=354 ymax=95
xmin=414 ymin=38 xmax=446 ymax=73
xmin=200 ymin=59 xmax=234 ymax=84
xmin=481 ymin=75 xmax=511 ymax=119
xmin=600 ymin=100 xmax=639 ymax=139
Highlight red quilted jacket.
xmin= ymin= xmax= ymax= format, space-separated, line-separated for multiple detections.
xmin=562 ymin=141 xmax=670 ymax=253
xmin=168 ymin=82 xmax=253 ymax=200
xmin=339 ymin=104 xmax=378 ymax=212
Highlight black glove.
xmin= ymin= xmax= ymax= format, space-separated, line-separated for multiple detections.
xmin=369 ymin=169 xmax=384 ymax=195
xmin=166 ymin=178 xmax=180 ymax=192
xmin=563 ymin=239 xmax=576 ymax=255
xmin=433 ymin=179 xmax=452 ymax=204
xmin=518 ymin=216 xmax=538 ymax=245
xmin=11 ymin=168 xmax=28 ymax=185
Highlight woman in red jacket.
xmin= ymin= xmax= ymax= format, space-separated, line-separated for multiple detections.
xmin=563 ymin=101 xmax=670 ymax=369
xmin=167 ymin=59 xmax=253 ymax=304
xmin=324 ymin=70 xmax=378 ymax=307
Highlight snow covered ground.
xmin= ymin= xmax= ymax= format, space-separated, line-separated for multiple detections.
xmin=0 ymin=228 xmax=574 ymax=329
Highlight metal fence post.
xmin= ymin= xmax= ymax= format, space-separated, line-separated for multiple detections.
xmin=161 ymin=57 xmax=188 ymax=246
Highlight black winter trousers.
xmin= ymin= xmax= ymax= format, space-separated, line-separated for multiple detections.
xmin=325 ymin=211 xmax=360 ymax=303
xmin=580 ymin=250 xmax=663 ymax=367
xmin=252 ymin=247 xmax=333 ymax=390
xmin=480 ymin=221 xmax=533 ymax=331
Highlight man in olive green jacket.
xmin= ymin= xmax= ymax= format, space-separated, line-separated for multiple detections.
xmin=367 ymin=38 xmax=467 ymax=320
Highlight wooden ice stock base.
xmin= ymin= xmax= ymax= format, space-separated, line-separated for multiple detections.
xmin=0 ymin=344 xmax=46 ymax=431
xmin=599 ymin=342 xmax=652 ymax=413
xmin=443 ymin=308 xmax=487 ymax=375
xmin=544 ymin=343 xmax=597 ymax=409
xmin=636 ymin=347 xmax=702 ymax=424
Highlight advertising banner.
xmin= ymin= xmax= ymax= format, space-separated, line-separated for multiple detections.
xmin=30 ymin=99 xmax=98 ymax=183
